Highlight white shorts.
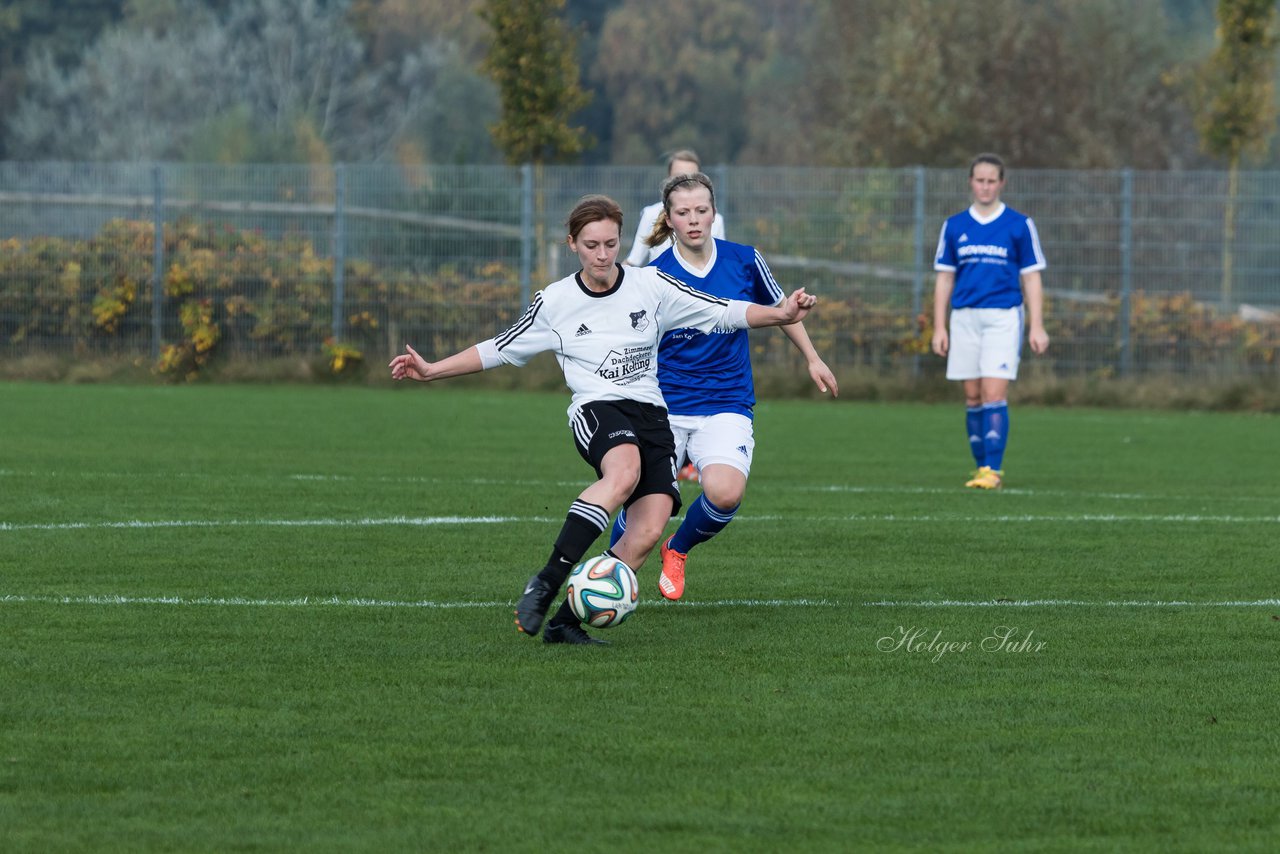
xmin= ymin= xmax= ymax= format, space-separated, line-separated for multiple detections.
xmin=946 ymin=307 xmax=1023 ymax=381
xmin=669 ymin=412 xmax=755 ymax=478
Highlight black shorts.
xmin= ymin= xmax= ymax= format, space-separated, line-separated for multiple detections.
xmin=570 ymin=399 xmax=681 ymax=515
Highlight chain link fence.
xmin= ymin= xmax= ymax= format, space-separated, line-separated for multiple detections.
xmin=1 ymin=162 xmax=1277 ymax=378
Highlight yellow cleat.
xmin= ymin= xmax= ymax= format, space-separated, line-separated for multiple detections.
xmin=965 ymin=466 xmax=1003 ymax=490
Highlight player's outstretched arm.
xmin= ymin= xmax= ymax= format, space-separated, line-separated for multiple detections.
xmin=746 ymin=288 xmax=816 ymax=328
xmin=389 ymin=344 xmax=484 ymax=383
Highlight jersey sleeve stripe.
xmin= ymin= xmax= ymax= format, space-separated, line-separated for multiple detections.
xmin=659 ymin=270 xmax=730 ymax=305
xmin=1022 ymin=217 xmax=1047 ymax=271
xmin=494 ymin=292 xmax=544 ymax=350
xmin=933 ymin=221 xmax=950 ymax=269
xmin=754 ymin=250 xmax=785 ymax=305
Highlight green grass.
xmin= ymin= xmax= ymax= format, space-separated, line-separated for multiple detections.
xmin=2 ymin=382 xmax=1278 ymax=852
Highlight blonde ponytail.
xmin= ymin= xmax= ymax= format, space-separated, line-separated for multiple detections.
xmin=645 ymin=210 xmax=675 ymax=248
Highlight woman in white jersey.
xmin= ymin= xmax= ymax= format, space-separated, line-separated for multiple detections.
xmin=390 ymin=195 xmax=817 ymax=645
xmin=612 ymin=172 xmax=838 ymax=601
xmin=932 ymin=153 xmax=1049 ymax=490
xmin=625 ymin=149 xmax=726 ymax=267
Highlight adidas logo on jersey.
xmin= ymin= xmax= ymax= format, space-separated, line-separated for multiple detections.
xmin=737 ymin=445 xmax=748 ymax=456
xmin=958 ymin=232 xmax=969 ymax=243
xmin=575 ymin=323 xmax=592 ymax=337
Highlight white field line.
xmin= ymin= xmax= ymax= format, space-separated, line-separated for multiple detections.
xmin=1 ymin=467 xmax=1276 ymax=504
xmin=0 ymin=593 xmax=838 ymax=609
xmin=3 ymin=513 xmax=1279 ymax=533
xmin=0 ymin=515 xmax=556 ymax=532
xmin=746 ymin=513 xmax=1280 ymax=523
xmin=1 ymin=593 xmax=1276 ymax=610
xmin=863 ymin=599 xmax=1280 ymax=608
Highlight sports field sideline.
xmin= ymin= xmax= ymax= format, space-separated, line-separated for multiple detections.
xmin=2 ymin=383 xmax=1277 ymax=851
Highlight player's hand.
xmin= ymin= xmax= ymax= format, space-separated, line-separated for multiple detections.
xmin=931 ymin=329 xmax=949 ymax=357
xmin=1028 ymin=326 xmax=1050 ymax=355
xmin=782 ymin=288 xmax=817 ymax=322
xmin=808 ymin=358 xmax=839 ymax=397
xmin=389 ymin=344 xmax=432 ymax=381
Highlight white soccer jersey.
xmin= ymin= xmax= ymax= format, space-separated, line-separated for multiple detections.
xmin=476 ymin=265 xmax=751 ymax=419
xmin=625 ymin=201 xmax=727 ymax=266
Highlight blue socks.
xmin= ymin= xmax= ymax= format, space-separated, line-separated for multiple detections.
xmin=966 ymin=406 xmax=985 ymax=468
xmin=670 ymin=494 xmax=738 ymax=554
xmin=982 ymin=400 xmax=1009 ymax=471
xmin=609 ymin=507 xmax=626 ymax=548
xmin=610 ymin=495 xmax=739 ymax=555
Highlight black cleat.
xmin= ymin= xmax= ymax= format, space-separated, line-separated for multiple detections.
xmin=514 ymin=574 xmax=556 ymax=637
xmin=543 ymin=621 xmax=609 ymax=645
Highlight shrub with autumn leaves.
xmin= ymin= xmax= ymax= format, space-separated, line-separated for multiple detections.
xmin=0 ymin=217 xmax=526 ymax=380
xmin=1 ymin=217 xmax=1277 ymax=380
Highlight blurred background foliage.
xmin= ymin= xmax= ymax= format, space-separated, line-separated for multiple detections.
xmin=0 ymin=0 xmax=1275 ymax=170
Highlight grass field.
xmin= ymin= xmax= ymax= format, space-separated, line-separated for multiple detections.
xmin=2 ymin=382 xmax=1278 ymax=852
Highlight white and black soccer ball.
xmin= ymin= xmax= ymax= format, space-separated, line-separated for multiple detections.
xmin=566 ymin=555 xmax=638 ymax=628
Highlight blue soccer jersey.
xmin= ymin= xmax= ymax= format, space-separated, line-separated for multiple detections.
xmin=934 ymin=203 xmax=1046 ymax=309
xmin=651 ymin=239 xmax=784 ymax=418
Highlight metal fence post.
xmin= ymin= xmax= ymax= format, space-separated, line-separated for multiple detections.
xmin=912 ymin=166 xmax=926 ymax=377
xmin=332 ymin=163 xmax=346 ymax=343
xmin=520 ymin=163 xmax=533 ymax=306
xmin=151 ymin=165 xmax=164 ymax=361
xmin=1119 ymin=168 xmax=1133 ymax=377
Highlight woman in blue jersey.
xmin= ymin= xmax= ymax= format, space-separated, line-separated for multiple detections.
xmin=613 ymin=172 xmax=838 ymax=601
xmin=931 ymin=153 xmax=1049 ymax=490
xmin=391 ymin=194 xmax=819 ymax=643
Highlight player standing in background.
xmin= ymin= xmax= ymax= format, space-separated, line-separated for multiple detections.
xmin=390 ymin=195 xmax=818 ymax=644
xmin=611 ymin=172 xmax=838 ymax=601
xmin=626 ymin=149 xmax=726 ymax=267
xmin=931 ymin=153 xmax=1049 ymax=490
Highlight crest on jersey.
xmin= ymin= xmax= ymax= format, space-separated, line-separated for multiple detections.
xmin=629 ymin=310 xmax=649 ymax=331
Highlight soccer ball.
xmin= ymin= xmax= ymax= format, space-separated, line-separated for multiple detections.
xmin=566 ymin=555 xmax=638 ymax=628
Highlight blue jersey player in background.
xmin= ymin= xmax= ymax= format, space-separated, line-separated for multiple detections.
xmin=612 ymin=172 xmax=838 ymax=600
xmin=932 ymin=153 xmax=1049 ymax=490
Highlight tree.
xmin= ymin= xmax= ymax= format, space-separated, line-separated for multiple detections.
xmin=351 ymin=0 xmax=490 ymax=65
xmin=562 ymin=0 xmax=623 ymax=165
xmin=0 ymin=0 xmax=129 ymax=157
xmin=758 ymin=0 xmax=1204 ymax=169
xmin=6 ymin=14 xmax=232 ymax=161
xmin=479 ymin=0 xmax=592 ymax=164
xmin=596 ymin=0 xmax=762 ymax=164
xmin=1195 ymin=0 xmax=1279 ymax=310
xmin=6 ymin=0 xmax=475 ymax=164
xmin=346 ymin=0 xmax=502 ymax=163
